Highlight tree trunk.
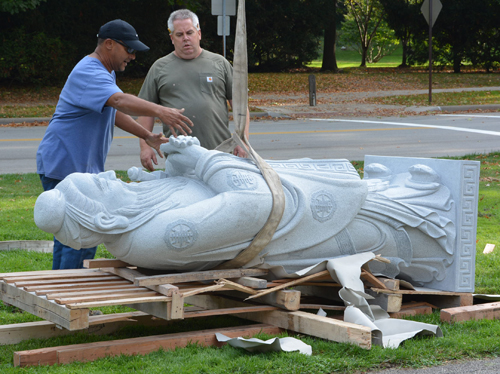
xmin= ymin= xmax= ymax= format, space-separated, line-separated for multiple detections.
xmin=321 ymin=20 xmax=338 ymax=72
xmin=399 ymin=38 xmax=408 ymax=68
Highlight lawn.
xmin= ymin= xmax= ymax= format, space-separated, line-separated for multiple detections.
xmin=0 ymin=152 xmax=499 ymax=372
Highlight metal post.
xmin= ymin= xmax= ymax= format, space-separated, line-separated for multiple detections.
xmin=222 ymin=0 xmax=226 ymax=58
xmin=428 ymin=0 xmax=433 ymax=104
xmin=309 ymin=75 xmax=316 ymax=106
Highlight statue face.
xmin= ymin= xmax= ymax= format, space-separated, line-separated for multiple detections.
xmin=64 ymin=171 xmax=137 ymax=212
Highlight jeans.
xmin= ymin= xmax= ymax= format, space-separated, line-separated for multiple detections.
xmin=39 ymin=174 xmax=97 ymax=270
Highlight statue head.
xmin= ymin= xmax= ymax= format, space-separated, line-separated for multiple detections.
xmin=34 ymin=171 xmax=189 ymax=249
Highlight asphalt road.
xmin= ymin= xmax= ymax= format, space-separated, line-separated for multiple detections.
xmin=1 ymin=112 xmax=500 ymax=174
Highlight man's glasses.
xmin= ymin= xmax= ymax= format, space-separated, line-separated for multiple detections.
xmin=111 ymin=39 xmax=136 ymax=54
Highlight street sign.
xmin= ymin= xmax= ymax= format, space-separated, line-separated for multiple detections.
xmin=212 ymin=0 xmax=236 ymax=16
xmin=217 ymin=16 xmax=230 ymax=36
xmin=421 ymin=0 xmax=442 ymax=27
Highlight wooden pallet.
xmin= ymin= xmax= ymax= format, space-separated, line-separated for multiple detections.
xmin=0 ymin=260 xmax=372 ymax=349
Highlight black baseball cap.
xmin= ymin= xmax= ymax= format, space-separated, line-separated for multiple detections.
xmin=97 ymin=19 xmax=149 ymax=52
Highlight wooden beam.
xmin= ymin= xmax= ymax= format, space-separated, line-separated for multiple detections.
xmin=134 ymin=268 xmax=269 ymax=287
xmin=440 ymin=302 xmax=500 ymax=323
xmin=13 ymin=324 xmax=282 ymax=367
xmin=0 ymin=311 xmax=166 ymax=345
xmin=186 ymin=294 xmax=372 ymax=349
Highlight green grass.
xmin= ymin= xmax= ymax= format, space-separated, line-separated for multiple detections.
xmin=0 ymin=155 xmax=500 ymax=371
xmin=307 ymin=46 xmax=404 ymax=69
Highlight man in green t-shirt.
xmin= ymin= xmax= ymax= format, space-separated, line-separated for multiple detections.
xmin=137 ymin=9 xmax=249 ymax=171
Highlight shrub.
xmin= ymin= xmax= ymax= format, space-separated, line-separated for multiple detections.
xmin=0 ymin=27 xmax=74 ymax=85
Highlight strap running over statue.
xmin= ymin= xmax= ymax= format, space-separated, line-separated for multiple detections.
xmin=215 ymin=0 xmax=285 ymax=269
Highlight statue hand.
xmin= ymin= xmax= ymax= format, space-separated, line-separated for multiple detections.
xmin=161 ymin=135 xmax=206 ymax=174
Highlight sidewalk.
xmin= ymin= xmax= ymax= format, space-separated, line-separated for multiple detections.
xmin=251 ymin=86 xmax=500 ymax=118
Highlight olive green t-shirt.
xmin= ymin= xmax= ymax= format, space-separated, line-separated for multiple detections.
xmin=138 ymin=50 xmax=233 ymax=150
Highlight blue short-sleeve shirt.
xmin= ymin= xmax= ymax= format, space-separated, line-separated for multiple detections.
xmin=36 ymin=56 xmax=122 ymax=180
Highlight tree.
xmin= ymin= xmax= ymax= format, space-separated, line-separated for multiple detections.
xmin=0 ymin=0 xmax=46 ymax=14
xmin=343 ymin=0 xmax=385 ymax=67
xmin=379 ymin=0 xmax=422 ymax=67
xmin=321 ymin=0 xmax=348 ymax=72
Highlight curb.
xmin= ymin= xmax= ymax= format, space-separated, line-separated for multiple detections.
xmin=0 ymin=240 xmax=53 ymax=253
xmin=0 ymin=112 xmax=270 ymax=125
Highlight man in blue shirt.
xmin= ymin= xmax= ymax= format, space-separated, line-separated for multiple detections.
xmin=36 ymin=19 xmax=194 ymax=269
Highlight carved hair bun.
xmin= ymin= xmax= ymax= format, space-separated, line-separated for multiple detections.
xmin=34 ymin=189 xmax=66 ymax=233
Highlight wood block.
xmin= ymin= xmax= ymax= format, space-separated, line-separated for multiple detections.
xmin=381 ymin=278 xmax=400 ymax=291
xmin=257 ymin=290 xmax=301 ymax=311
xmin=14 ymin=324 xmax=282 ymax=367
xmin=186 ymin=294 xmax=372 ymax=349
xmin=236 ymin=276 xmax=267 ymax=289
xmin=366 ymin=289 xmax=402 ymax=313
xmin=440 ymin=302 xmax=500 ymax=323
xmin=169 ymin=292 xmax=184 ymax=320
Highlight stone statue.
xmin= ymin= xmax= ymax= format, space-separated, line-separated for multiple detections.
xmin=34 ymin=136 xmax=479 ymax=291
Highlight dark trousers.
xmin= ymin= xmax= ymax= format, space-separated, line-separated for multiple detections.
xmin=39 ymin=174 xmax=97 ymax=269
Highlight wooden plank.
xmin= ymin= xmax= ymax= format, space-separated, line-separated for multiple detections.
xmin=360 ymin=269 xmax=387 ymax=289
xmin=246 ymin=270 xmax=330 ymax=300
xmin=65 ymin=296 xmax=171 ymax=309
xmin=3 ymin=271 xmax=110 ymax=283
xmin=184 ymin=305 xmax=280 ymax=318
xmin=218 ymin=279 xmax=258 ymax=295
xmin=14 ymin=324 xmax=282 ymax=367
xmin=13 ymin=276 xmax=123 ymax=287
xmin=0 ymin=281 xmax=89 ymax=330
xmin=0 ymin=312 xmax=166 ymax=345
xmin=187 ymin=294 xmax=372 ymax=349
xmin=39 ymin=284 xmax=138 ymax=297
xmin=389 ymin=303 xmax=433 ymax=318
xmin=0 ymin=269 xmax=102 ymax=279
xmin=55 ymin=291 xmax=159 ymax=305
xmin=370 ymin=288 xmax=473 ymax=309
xmin=440 ymin=302 xmax=500 ymax=323
xmin=25 ymin=280 xmax=132 ymax=293
xmin=84 ymin=258 xmax=131 ymax=268
xmin=300 ymin=304 xmax=345 ymax=311
xmin=135 ymin=268 xmax=269 ymax=287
